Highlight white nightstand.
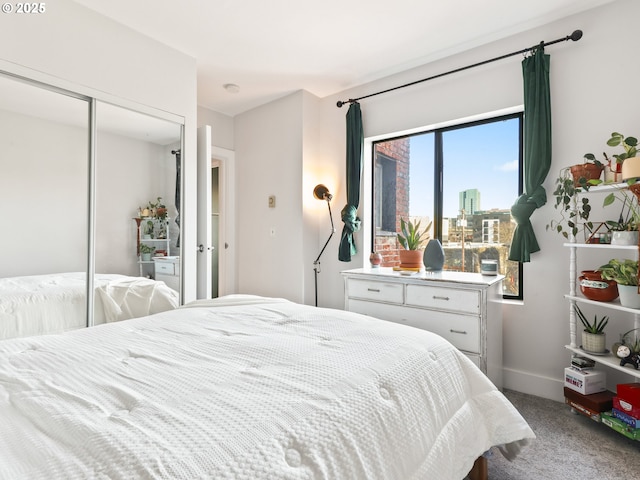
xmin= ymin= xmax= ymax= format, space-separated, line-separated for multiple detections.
xmin=153 ymin=256 xmax=180 ymax=292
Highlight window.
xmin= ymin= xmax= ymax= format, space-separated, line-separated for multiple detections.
xmin=372 ymin=113 xmax=523 ymax=299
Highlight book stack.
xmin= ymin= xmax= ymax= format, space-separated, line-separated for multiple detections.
xmin=602 ymin=383 xmax=640 ymax=441
xmin=564 ymin=355 xmax=614 ymax=421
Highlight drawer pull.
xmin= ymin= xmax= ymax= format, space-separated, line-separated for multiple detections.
xmin=450 ymin=329 xmax=468 ymax=335
xmin=367 ymin=288 xmax=381 ymax=293
xmin=433 ymin=295 xmax=450 ymax=301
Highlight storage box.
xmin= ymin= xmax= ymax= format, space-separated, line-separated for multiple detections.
xmin=617 ymin=383 xmax=640 ymax=405
xmin=563 ymin=387 xmax=614 ymax=412
xmin=613 ymin=396 xmax=640 ymax=420
xmin=601 ymin=412 xmax=640 ymax=441
xmin=564 ymin=368 xmax=606 ymax=395
xmin=612 ymin=407 xmax=640 ymax=428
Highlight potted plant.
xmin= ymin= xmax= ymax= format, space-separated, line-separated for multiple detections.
xmin=569 ymin=154 xmax=604 ymax=186
xmin=602 ymin=184 xmax=640 ymax=245
xmin=139 ymin=243 xmax=156 ymax=261
xmin=397 ymin=218 xmax=431 ymax=268
xmin=598 ymin=259 xmax=640 ymax=308
xmin=574 ymin=304 xmax=608 ymax=353
xmin=547 ymin=163 xmax=599 ymax=240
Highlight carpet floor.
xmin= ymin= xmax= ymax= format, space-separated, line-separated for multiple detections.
xmin=485 ymin=389 xmax=640 ymax=479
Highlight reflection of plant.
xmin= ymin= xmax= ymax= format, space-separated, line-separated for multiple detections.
xmin=144 ymin=220 xmax=155 ymax=238
xmin=574 ymin=304 xmax=608 ymax=334
xmin=397 ymin=218 xmax=431 ymax=250
xmin=139 ymin=244 xmax=155 ymax=254
xmin=598 ymin=258 xmax=639 ymax=286
xmin=147 ymin=197 xmax=167 ymax=220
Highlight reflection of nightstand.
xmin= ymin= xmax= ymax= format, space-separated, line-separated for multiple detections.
xmin=153 ymin=256 xmax=180 ymax=292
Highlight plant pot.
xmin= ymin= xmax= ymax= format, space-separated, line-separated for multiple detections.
xmin=570 ymin=163 xmax=603 ymax=186
xmin=398 ymin=249 xmax=423 ymax=269
xmin=582 ymin=331 xmax=606 ymax=354
xmin=617 ymin=284 xmax=640 ymax=309
xmin=611 ymin=231 xmax=639 ymax=246
xmin=141 ymin=253 xmax=152 ymax=261
xmin=579 ymin=270 xmax=618 ymax=302
xmin=621 ymin=156 xmax=640 ymax=181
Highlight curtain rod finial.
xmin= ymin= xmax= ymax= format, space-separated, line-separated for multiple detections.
xmin=570 ymin=30 xmax=583 ymax=42
xmin=336 ymin=100 xmax=345 ymax=108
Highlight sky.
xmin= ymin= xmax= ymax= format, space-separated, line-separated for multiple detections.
xmin=409 ymin=117 xmax=520 ymax=218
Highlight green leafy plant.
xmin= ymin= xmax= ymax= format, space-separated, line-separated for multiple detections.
xmin=148 ymin=197 xmax=167 ymax=221
xmin=397 ymin=218 xmax=431 ymax=250
xmin=622 ymin=328 xmax=640 ymax=353
xmin=598 ymin=258 xmax=639 ymax=286
xmin=547 ymin=166 xmax=596 ymax=239
xmin=602 ymin=182 xmax=640 ymax=231
xmin=574 ymin=304 xmax=608 ymax=334
xmin=139 ymin=244 xmax=156 ymax=254
xmin=585 ymin=132 xmax=638 ymax=169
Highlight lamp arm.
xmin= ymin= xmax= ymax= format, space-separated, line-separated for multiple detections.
xmin=314 ymin=201 xmax=336 ymax=266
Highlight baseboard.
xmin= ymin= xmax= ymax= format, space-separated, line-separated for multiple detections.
xmin=502 ymin=367 xmax=565 ymax=403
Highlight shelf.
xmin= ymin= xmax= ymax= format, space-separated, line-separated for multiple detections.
xmin=565 ymin=345 xmax=640 ymax=379
xmin=565 ymin=294 xmax=640 ymax=315
xmin=140 ymin=238 xmax=169 ymax=242
xmin=563 ymin=243 xmax=638 ymax=251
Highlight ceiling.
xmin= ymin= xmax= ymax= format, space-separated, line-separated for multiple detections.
xmin=73 ymin=0 xmax=615 ymax=117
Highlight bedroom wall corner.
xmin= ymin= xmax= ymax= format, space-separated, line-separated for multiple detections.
xmin=234 ymin=92 xmax=306 ymax=302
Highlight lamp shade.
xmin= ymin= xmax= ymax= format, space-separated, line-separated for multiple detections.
xmin=313 ymin=184 xmax=332 ymax=201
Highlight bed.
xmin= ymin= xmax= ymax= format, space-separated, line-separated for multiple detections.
xmin=0 ymin=272 xmax=179 ymax=340
xmin=0 ymin=294 xmax=534 ymax=479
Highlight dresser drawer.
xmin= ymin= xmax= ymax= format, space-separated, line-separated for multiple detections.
xmin=406 ymin=284 xmax=480 ymax=314
xmin=347 ymin=300 xmax=480 ymax=353
xmin=346 ymin=278 xmax=403 ymax=304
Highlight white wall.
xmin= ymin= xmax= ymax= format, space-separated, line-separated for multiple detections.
xmin=234 ymin=0 xmax=640 ymax=401
xmin=0 ymin=0 xmax=198 ymax=301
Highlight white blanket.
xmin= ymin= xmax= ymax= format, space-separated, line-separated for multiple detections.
xmin=0 ymin=273 xmax=179 ymax=339
xmin=0 ymin=295 xmax=534 ymax=479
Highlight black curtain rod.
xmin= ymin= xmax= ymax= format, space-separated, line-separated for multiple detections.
xmin=336 ymin=29 xmax=583 ymax=108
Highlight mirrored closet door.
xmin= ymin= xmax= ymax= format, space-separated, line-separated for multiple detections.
xmin=93 ymin=102 xmax=183 ymax=323
xmin=0 ymin=71 xmax=184 ymax=339
xmin=0 ymin=73 xmax=90 ymax=339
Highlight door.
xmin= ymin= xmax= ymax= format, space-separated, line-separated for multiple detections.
xmin=196 ymin=125 xmax=212 ymax=299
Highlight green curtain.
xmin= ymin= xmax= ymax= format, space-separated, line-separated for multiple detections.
xmin=338 ymin=102 xmax=363 ymax=262
xmin=509 ymin=44 xmax=551 ymax=263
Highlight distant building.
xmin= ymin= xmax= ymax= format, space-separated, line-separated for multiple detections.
xmin=459 ymin=189 xmax=481 ymax=214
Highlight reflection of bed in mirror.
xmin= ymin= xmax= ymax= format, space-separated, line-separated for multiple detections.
xmin=0 ymin=272 xmax=179 ymax=340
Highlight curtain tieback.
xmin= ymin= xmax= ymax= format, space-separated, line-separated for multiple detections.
xmin=341 ymin=204 xmax=361 ymax=232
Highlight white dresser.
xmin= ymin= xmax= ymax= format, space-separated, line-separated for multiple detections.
xmin=341 ymin=267 xmax=504 ymax=388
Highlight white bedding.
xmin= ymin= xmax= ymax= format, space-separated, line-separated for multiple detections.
xmin=0 ymin=272 xmax=179 ymax=340
xmin=0 ymin=295 xmax=534 ymax=479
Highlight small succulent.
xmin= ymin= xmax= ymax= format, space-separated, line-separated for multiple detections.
xmin=574 ymin=304 xmax=608 ymax=334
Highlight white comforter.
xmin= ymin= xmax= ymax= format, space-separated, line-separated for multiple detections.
xmin=0 ymin=273 xmax=179 ymax=340
xmin=0 ymin=295 xmax=534 ymax=479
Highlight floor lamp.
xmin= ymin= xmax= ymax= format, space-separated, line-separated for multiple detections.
xmin=313 ymin=184 xmax=335 ymax=307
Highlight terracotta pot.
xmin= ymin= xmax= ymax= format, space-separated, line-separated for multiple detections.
xmin=579 ymin=270 xmax=618 ymax=302
xmin=398 ymin=249 xmax=423 ymax=269
xmin=570 ymin=163 xmax=603 ymax=186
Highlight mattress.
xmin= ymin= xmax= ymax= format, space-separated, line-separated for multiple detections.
xmin=0 ymin=294 xmax=534 ymax=479
xmin=0 ymin=272 xmax=179 ymax=340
